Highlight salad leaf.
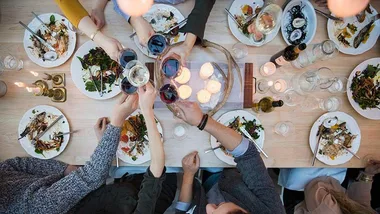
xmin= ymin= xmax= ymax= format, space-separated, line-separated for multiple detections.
xmin=49 ymin=15 xmax=56 ymax=25
xmin=77 ymin=56 xmax=88 ymax=69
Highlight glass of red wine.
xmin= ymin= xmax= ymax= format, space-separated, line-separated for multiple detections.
xmin=119 ymin=48 xmax=138 ymax=68
xmin=147 ymin=34 xmax=168 ymax=56
xmin=120 ymin=77 xmax=138 ymax=95
xmin=161 ymin=54 xmax=182 ymax=79
xmin=159 ymin=83 xmax=183 ymax=116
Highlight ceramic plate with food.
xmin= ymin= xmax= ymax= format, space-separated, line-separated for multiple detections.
xmin=23 ymin=13 xmax=76 ymax=68
xmin=228 ymin=0 xmax=281 ymax=46
xmin=71 ymin=40 xmax=122 ymax=100
xmin=133 ymin=4 xmax=186 ymax=58
xmin=347 ymin=57 xmax=380 ymax=120
xmin=281 ymin=0 xmax=316 ymax=45
xmin=116 ymin=111 xmax=163 ymax=164
xmin=18 ymin=105 xmax=70 ymax=159
xmin=327 ymin=5 xmax=379 ymax=55
xmin=309 ymin=112 xmax=361 ymax=165
xmin=210 ymin=110 xmax=265 ymax=166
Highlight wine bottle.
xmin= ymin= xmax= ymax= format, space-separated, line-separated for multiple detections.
xmin=252 ymin=97 xmax=284 ymax=113
xmin=270 ymin=43 xmax=307 ymax=68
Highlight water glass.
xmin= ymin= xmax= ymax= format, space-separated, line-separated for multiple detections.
xmin=0 ymin=55 xmax=23 ymax=72
xmin=0 ymin=80 xmax=7 ymax=98
xmin=280 ymin=89 xmax=305 ymax=107
xmin=257 ymin=79 xmax=273 ymax=94
xmin=320 ymin=96 xmax=341 ymax=112
xmin=232 ymin=42 xmax=248 ymax=59
xmin=328 ymin=77 xmax=348 ymax=93
xmin=274 ymin=121 xmax=294 ymax=137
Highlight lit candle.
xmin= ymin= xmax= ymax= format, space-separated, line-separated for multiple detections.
xmin=178 ymin=85 xmax=192 ymax=100
xmin=29 ymin=71 xmax=39 ymax=77
xmin=260 ymin=62 xmax=276 ymax=76
xmin=26 ymin=86 xmax=41 ymax=95
xmin=197 ymin=89 xmax=211 ymax=104
xmin=175 ymin=67 xmax=191 ymax=84
xmin=14 ymin=82 xmax=26 ymax=87
xmin=271 ymin=79 xmax=288 ymax=93
xmin=206 ymin=79 xmax=221 ymax=94
xmin=199 ymin=62 xmax=214 ymax=80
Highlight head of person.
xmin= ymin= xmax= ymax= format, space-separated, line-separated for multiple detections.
xmin=329 ymin=190 xmax=377 ymax=214
xmin=206 ymin=202 xmax=248 ymax=214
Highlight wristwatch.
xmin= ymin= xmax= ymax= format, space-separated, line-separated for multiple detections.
xmin=356 ymin=171 xmax=374 ymax=183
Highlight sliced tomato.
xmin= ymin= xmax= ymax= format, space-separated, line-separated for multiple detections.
xmin=120 ymin=134 xmax=129 ymax=143
xmin=121 ymin=147 xmax=130 ymax=153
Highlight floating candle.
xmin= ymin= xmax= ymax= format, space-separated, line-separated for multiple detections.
xmin=197 ymin=89 xmax=211 ymax=104
xmin=206 ymin=79 xmax=221 ymax=94
xmin=199 ymin=62 xmax=214 ymax=79
xmin=175 ymin=67 xmax=191 ymax=84
xmin=260 ymin=62 xmax=276 ymax=76
xmin=271 ymin=79 xmax=288 ymax=93
xmin=178 ymin=85 xmax=192 ymax=100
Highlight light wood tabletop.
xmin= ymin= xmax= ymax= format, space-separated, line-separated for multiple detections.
xmin=0 ymin=0 xmax=379 ymax=168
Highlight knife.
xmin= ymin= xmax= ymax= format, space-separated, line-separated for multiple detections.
xmin=353 ymin=14 xmax=380 ymax=48
xmin=31 ymin=115 xmax=63 ymax=145
xmin=204 ymin=145 xmax=223 ymax=154
xmin=239 ymin=127 xmax=269 ymax=158
xmin=19 ymin=21 xmax=56 ymax=52
xmin=31 ymin=12 xmax=57 ymax=38
xmin=311 ymin=124 xmax=324 ymax=166
xmin=225 ymin=8 xmax=243 ymax=28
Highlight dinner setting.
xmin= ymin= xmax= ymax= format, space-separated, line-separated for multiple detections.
xmin=1 ymin=0 xmax=380 ymax=213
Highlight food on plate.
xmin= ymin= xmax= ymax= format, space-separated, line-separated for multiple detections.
xmin=241 ymin=5 xmax=253 ymax=16
xmin=119 ymin=113 xmax=149 ymax=161
xmin=317 ymin=117 xmax=357 ymax=160
xmin=19 ymin=111 xmax=64 ymax=155
xmin=347 ymin=23 xmax=358 ymax=34
xmin=234 ymin=5 xmax=263 ymax=41
xmin=28 ymin=15 xmax=69 ymax=60
xmin=218 ymin=116 xmax=264 ymax=156
xmin=285 ymin=4 xmax=308 ymax=45
xmin=350 ymin=64 xmax=380 ymax=110
xmin=353 ymin=21 xmax=375 ymax=48
xmin=77 ymin=47 xmax=122 ymax=94
xmin=144 ymin=8 xmax=181 ymax=43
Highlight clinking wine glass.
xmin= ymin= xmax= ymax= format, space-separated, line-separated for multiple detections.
xmin=119 ymin=48 xmax=138 ymax=68
xmin=119 ymin=60 xmax=150 ymax=95
xmin=147 ymin=34 xmax=168 ymax=56
xmin=159 ymin=83 xmax=182 ymax=116
xmin=161 ymin=53 xmax=182 ymax=79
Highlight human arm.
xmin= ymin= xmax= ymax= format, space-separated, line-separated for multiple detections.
xmin=91 ymin=0 xmax=109 ymax=29
xmin=0 ymin=157 xmax=67 ymax=176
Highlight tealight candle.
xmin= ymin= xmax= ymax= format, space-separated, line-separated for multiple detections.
xmin=199 ymin=62 xmax=214 ymax=80
xmin=175 ymin=67 xmax=191 ymax=84
xmin=271 ymin=79 xmax=288 ymax=93
xmin=26 ymin=86 xmax=41 ymax=94
xmin=197 ymin=89 xmax=211 ymax=104
xmin=206 ymin=79 xmax=221 ymax=94
xmin=178 ymin=85 xmax=192 ymax=99
xmin=260 ymin=62 xmax=276 ymax=76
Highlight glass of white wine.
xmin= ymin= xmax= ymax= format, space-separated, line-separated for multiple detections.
xmin=255 ymin=3 xmax=283 ymax=35
xmin=123 ymin=60 xmax=150 ymax=88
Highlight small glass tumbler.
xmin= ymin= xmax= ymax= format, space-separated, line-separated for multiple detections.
xmin=257 ymin=79 xmax=273 ymax=94
xmin=320 ymin=96 xmax=342 ymax=112
xmin=232 ymin=42 xmax=248 ymax=59
xmin=328 ymin=77 xmax=348 ymax=93
xmin=0 ymin=55 xmax=23 ymax=72
xmin=274 ymin=121 xmax=295 ymax=137
xmin=0 ymin=80 xmax=7 ymax=98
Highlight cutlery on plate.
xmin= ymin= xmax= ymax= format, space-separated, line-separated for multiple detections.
xmin=90 ymin=69 xmax=103 ymax=97
xmin=31 ymin=12 xmax=58 ymax=38
xmin=129 ymin=18 xmax=188 ymax=39
xmin=337 ymin=142 xmax=360 ymax=160
xmin=312 ymin=124 xmax=324 ymax=166
xmin=49 ymin=130 xmax=78 ymax=140
xmin=224 ymin=8 xmax=243 ymax=28
xmin=314 ymin=9 xmax=343 ymax=21
xmin=31 ymin=115 xmax=63 ymax=145
xmin=353 ymin=14 xmax=380 ymax=48
xmin=204 ymin=145 xmax=223 ymax=154
xmin=19 ymin=21 xmax=56 ymax=52
xmin=100 ymin=71 xmax=103 ymax=95
xmin=239 ymin=127 xmax=269 ymax=158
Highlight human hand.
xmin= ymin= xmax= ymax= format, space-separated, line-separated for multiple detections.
xmin=91 ymin=7 xmax=106 ymax=29
xmin=176 ymin=101 xmax=203 ymax=126
xmin=162 ymin=33 xmax=197 ymax=66
xmin=94 ymin=117 xmax=109 ymax=141
xmin=110 ymin=94 xmax=139 ymax=127
xmin=64 ymin=165 xmax=79 ymax=176
xmin=137 ymin=82 xmax=157 ymax=115
xmin=365 ymin=159 xmax=380 ymax=176
xmin=95 ymin=34 xmax=123 ymax=61
xmin=130 ymin=16 xmax=155 ymax=46
xmin=182 ymin=151 xmax=200 ymax=177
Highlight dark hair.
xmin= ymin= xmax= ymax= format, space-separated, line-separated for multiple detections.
xmin=226 ymin=210 xmax=248 ymax=214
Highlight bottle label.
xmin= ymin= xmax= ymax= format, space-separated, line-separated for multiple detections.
xmin=275 ymin=56 xmax=289 ymax=66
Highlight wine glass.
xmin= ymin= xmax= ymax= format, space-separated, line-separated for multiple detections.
xmin=120 ymin=77 xmax=138 ymax=95
xmin=161 ymin=54 xmax=182 ymax=79
xmin=159 ymin=83 xmax=182 ymax=116
xmin=279 ymin=89 xmax=305 ymax=107
xmin=255 ymin=3 xmax=282 ymax=35
xmin=300 ymin=95 xmax=341 ymax=112
xmin=327 ymin=77 xmax=348 ymax=93
xmin=119 ymin=48 xmax=138 ymax=68
xmin=147 ymin=34 xmax=168 ymax=56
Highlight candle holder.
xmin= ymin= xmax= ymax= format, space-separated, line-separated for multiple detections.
xmin=33 ymin=80 xmax=49 ymax=96
xmin=270 ymin=79 xmax=288 ymax=94
xmin=43 ymin=73 xmax=65 ymax=88
xmin=32 ymin=80 xmax=67 ymax=102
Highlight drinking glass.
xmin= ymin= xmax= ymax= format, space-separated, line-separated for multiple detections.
xmin=300 ymin=95 xmax=321 ymax=112
xmin=119 ymin=48 xmax=138 ymax=68
xmin=274 ymin=121 xmax=295 ymax=137
xmin=320 ymin=96 xmax=341 ymax=112
xmin=232 ymin=42 xmax=248 ymax=59
xmin=257 ymin=79 xmax=273 ymax=94
xmin=255 ymin=3 xmax=282 ymax=35
xmin=280 ymin=89 xmax=305 ymax=106
xmin=0 ymin=80 xmax=7 ymax=98
xmin=161 ymin=54 xmax=182 ymax=79
xmin=120 ymin=77 xmax=138 ymax=95
xmin=147 ymin=34 xmax=168 ymax=56
xmin=0 ymin=55 xmax=23 ymax=72
xmin=123 ymin=60 xmax=150 ymax=87
xmin=159 ymin=83 xmax=182 ymax=116
xmin=327 ymin=77 xmax=348 ymax=93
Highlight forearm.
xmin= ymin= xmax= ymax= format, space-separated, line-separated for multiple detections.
xmin=145 ymin=111 xmax=165 ymax=178
xmin=78 ymin=16 xmax=106 ymax=41
xmin=346 ymin=181 xmax=373 ymax=206
xmin=55 ymin=0 xmax=89 ymax=28
xmin=179 ymin=174 xmax=194 ymax=203
xmin=204 ymin=117 xmax=242 ymax=151
xmin=1 ymin=157 xmax=67 ymax=176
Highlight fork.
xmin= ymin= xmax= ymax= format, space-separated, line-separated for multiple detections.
xmin=31 ymin=12 xmax=59 ymax=38
xmin=315 ymin=9 xmax=343 ymax=21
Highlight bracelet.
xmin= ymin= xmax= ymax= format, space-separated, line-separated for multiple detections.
xmin=90 ymin=29 xmax=100 ymax=41
xmin=356 ymin=171 xmax=374 ymax=183
xmin=197 ymin=114 xmax=209 ymax=131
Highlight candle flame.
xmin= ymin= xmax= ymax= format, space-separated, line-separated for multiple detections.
xmin=14 ymin=82 xmax=26 ymax=87
xmin=268 ymin=81 xmax=274 ymax=87
xmin=30 ymin=71 xmax=39 ymax=77
xmin=26 ymin=87 xmax=33 ymax=92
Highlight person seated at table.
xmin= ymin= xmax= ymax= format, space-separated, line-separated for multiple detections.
xmin=112 ymin=0 xmax=215 ymax=65
xmin=55 ymin=0 xmax=123 ymax=61
xmin=292 ymin=160 xmax=380 ymax=214
xmin=173 ymin=101 xmax=285 ymax=214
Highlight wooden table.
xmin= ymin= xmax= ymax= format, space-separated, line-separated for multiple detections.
xmin=0 ymin=0 xmax=379 ymax=167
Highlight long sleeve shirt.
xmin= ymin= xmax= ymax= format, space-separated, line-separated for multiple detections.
xmin=0 ymin=125 xmax=121 ymax=214
xmin=54 ymin=0 xmax=89 ymax=27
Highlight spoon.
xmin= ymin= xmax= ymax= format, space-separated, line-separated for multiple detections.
xmin=43 ymin=51 xmax=58 ymax=61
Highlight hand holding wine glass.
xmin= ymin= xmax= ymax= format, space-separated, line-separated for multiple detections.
xmin=137 ymin=82 xmax=157 ymax=115
xmin=110 ymin=94 xmax=139 ymax=127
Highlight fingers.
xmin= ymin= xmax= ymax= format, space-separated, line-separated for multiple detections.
xmin=195 ymin=152 xmax=200 ymax=167
xmin=101 ymin=117 xmax=107 ymax=130
xmin=116 ymin=41 xmax=123 ymax=51
xmin=118 ymin=93 xmax=129 ymax=104
xmin=95 ymin=117 xmax=103 ymax=128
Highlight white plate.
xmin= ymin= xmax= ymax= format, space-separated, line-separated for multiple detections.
xmin=18 ymin=105 xmax=70 ymax=159
xmin=211 ymin=110 xmax=265 ymax=166
xmin=327 ymin=6 xmax=379 ymax=55
xmin=281 ymin=0 xmax=317 ymax=45
xmin=347 ymin=57 xmax=380 ymax=120
xmin=227 ymin=0 xmax=280 ymax=46
xmin=309 ymin=111 xmax=361 ymax=165
xmin=23 ymin=13 xmax=76 ymax=68
xmin=116 ymin=111 xmax=163 ymax=165
xmin=71 ymin=40 xmax=121 ymax=100
xmin=134 ymin=4 xmax=186 ymax=58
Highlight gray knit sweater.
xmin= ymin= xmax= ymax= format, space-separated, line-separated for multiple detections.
xmin=0 ymin=125 xmax=121 ymax=214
